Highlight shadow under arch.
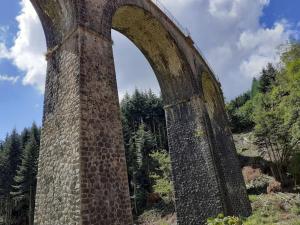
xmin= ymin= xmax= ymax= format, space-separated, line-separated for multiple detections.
xmin=30 ymin=0 xmax=251 ymax=224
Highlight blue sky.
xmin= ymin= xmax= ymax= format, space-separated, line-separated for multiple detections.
xmin=0 ymin=0 xmax=299 ymax=140
xmin=0 ymin=0 xmax=44 ymax=140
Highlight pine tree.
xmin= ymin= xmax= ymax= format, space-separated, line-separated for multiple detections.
xmin=251 ymin=78 xmax=260 ymax=99
xmin=1 ymin=130 xmax=22 ymax=197
xmin=128 ymin=122 xmax=156 ymax=214
xmin=258 ymin=63 xmax=277 ymax=94
xmin=0 ymin=130 xmax=22 ymax=225
xmin=11 ymin=125 xmax=40 ymax=225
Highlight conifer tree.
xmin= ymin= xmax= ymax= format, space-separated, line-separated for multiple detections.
xmin=128 ymin=122 xmax=156 ymax=214
xmin=258 ymin=63 xmax=277 ymax=93
xmin=11 ymin=129 xmax=39 ymax=225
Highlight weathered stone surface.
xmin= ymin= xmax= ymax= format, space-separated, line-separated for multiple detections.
xmin=31 ymin=0 xmax=251 ymax=225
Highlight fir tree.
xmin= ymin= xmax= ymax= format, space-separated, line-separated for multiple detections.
xmin=258 ymin=63 xmax=277 ymax=94
xmin=11 ymin=129 xmax=39 ymax=225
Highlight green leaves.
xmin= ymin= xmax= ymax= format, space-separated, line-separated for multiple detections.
xmin=207 ymin=214 xmax=243 ymax=225
xmin=251 ymin=42 xmax=300 ymax=183
xmin=149 ymin=151 xmax=173 ymax=203
xmin=0 ymin=123 xmax=40 ymax=225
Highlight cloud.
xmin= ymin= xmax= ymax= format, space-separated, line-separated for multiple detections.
xmin=9 ymin=0 xmax=47 ymax=93
xmin=157 ymin=0 xmax=295 ymax=99
xmin=0 ymin=0 xmax=46 ymax=92
xmin=2 ymin=0 xmax=299 ymax=99
xmin=0 ymin=74 xmax=19 ymax=84
xmin=238 ymin=22 xmax=290 ymax=78
xmin=114 ymin=0 xmax=297 ymax=99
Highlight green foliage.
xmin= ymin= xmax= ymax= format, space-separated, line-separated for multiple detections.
xmin=226 ymin=91 xmax=254 ymax=133
xmin=207 ymin=214 xmax=243 ymax=225
xmin=11 ymin=124 xmax=40 ymax=225
xmin=248 ymin=195 xmax=258 ymax=203
xmin=244 ymin=193 xmax=300 ymax=225
xmin=258 ymin=63 xmax=277 ymax=94
xmin=128 ymin=122 xmax=156 ymax=214
xmin=251 ymin=78 xmax=260 ymax=99
xmin=120 ymin=90 xmax=171 ymax=216
xmin=150 ymin=151 xmax=173 ymax=204
xmin=251 ymin=42 xmax=300 ymax=183
xmin=121 ymin=89 xmax=167 ymax=150
xmin=0 ymin=124 xmax=40 ymax=225
xmin=226 ymin=42 xmax=300 ymax=185
xmin=1 ymin=130 xmax=22 ymax=197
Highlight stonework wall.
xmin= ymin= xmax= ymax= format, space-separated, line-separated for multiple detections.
xmin=31 ymin=0 xmax=251 ymax=224
xmin=165 ymin=96 xmax=226 ymax=224
xmin=78 ymin=28 xmax=133 ymax=225
xmin=34 ymin=35 xmax=82 ymax=225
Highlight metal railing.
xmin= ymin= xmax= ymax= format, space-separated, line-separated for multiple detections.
xmin=150 ymin=0 xmax=220 ymax=82
xmin=194 ymin=43 xmax=221 ymax=82
xmin=151 ymin=0 xmax=190 ymax=36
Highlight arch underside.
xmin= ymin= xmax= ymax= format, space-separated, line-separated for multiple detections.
xmin=112 ymin=5 xmax=197 ymax=104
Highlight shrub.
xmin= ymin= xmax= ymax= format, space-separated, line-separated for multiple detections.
xmin=150 ymin=151 xmax=174 ymax=204
xmin=207 ymin=213 xmax=243 ymax=225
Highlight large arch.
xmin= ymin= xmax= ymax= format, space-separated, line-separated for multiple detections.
xmin=30 ymin=0 xmax=251 ymax=224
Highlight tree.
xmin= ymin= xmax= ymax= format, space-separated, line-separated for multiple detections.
xmin=251 ymin=78 xmax=260 ymax=99
xmin=0 ymin=130 xmax=22 ymax=225
xmin=150 ymin=150 xmax=173 ymax=205
xmin=11 ymin=126 xmax=40 ymax=225
xmin=0 ymin=130 xmax=22 ymax=197
xmin=252 ymin=42 xmax=300 ymax=184
xmin=226 ymin=91 xmax=254 ymax=133
xmin=127 ymin=122 xmax=156 ymax=214
xmin=258 ymin=63 xmax=277 ymax=94
xmin=0 ymin=124 xmax=40 ymax=225
xmin=121 ymin=89 xmax=167 ymax=150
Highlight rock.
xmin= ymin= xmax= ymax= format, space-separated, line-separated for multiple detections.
xmin=242 ymin=166 xmax=262 ymax=182
xmin=267 ymin=180 xmax=282 ymax=194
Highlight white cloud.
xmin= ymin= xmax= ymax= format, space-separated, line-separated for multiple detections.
xmin=0 ymin=0 xmax=46 ymax=92
xmin=1 ymin=0 xmax=298 ymax=99
xmin=115 ymin=0 xmax=297 ymax=99
xmin=0 ymin=74 xmax=19 ymax=84
xmin=157 ymin=0 xmax=295 ymax=99
xmin=9 ymin=0 xmax=47 ymax=93
xmin=238 ymin=22 xmax=290 ymax=78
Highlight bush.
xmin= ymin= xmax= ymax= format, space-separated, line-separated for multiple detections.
xmin=207 ymin=214 xmax=243 ymax=225
xmin=150 ymin=151 xmax=174 ymax=204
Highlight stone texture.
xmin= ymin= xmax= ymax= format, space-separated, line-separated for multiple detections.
xmin=31 ymin=0 xmax=252 ymax=225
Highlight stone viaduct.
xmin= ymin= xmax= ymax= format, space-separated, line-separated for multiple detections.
xmin=30 ymin=0 xmax=251 ymax=224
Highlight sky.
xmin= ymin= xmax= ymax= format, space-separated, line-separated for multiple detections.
xmin=0 ymin=0 xmax=300 ymax=140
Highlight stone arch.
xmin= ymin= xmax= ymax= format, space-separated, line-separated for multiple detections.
xmin=30 ymin=0 xmax=251 ymax=225
xmin=111 ymin=5 xmax=196 ymax=103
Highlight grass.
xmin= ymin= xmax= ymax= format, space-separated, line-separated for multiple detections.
xmin=244 ymin=193 xmax=300 ymax=225
xmin=137 ymin=193 xmax=300 ymax=225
